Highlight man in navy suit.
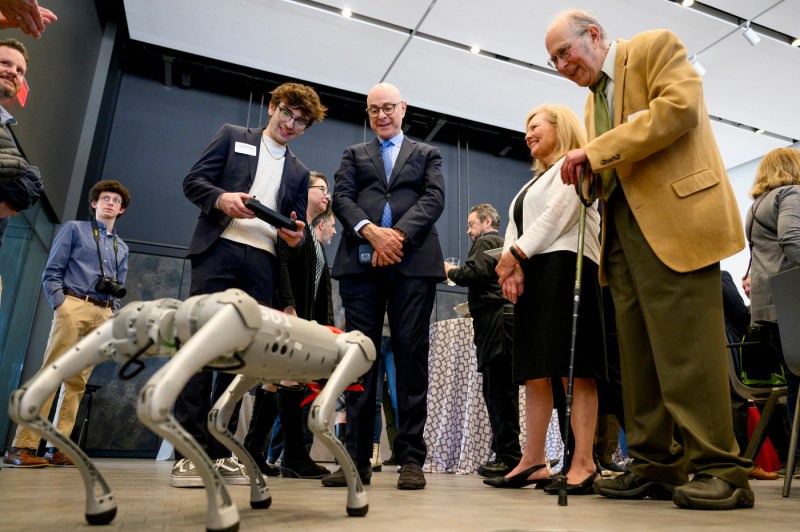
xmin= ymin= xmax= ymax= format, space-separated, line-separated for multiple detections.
xmin=322 ymin=82 xmax=445 ymax=490
xmin=173 ymin=82 xmax=327 ymax=488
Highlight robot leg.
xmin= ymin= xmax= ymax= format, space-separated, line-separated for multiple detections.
xmin=308 ymin=330 xmax=376 ymax=517
xmin=209 ymin=374 xmax=272 ymax=509
xmin=137 ymin=303 xmax=259 ymax=532
xmin=9 ymin=319 xmax=118 ymax=525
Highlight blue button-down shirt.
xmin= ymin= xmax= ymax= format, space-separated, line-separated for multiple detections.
xmin=42 ymin=220 xmax=129 ymax=311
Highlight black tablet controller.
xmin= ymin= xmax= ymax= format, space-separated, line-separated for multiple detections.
xmin=244 ymin=198 xmax=298 ymax=231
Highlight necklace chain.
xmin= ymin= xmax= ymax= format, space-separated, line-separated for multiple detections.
xmin=262 ymin=134 xmax=286 ymax=160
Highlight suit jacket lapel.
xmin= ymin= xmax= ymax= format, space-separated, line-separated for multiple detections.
xmin=366 ymin=138 xmax=386 ymax=182
xmin=390 ymin=138 xmax=415 ymax=186
xmin=247 ymin=128 xmax=265 ymax=188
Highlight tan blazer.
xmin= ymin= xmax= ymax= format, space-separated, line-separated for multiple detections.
xmin=584 ymin=30 xmax=744 ymax=279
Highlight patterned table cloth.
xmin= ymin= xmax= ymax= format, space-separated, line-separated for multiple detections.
xmin=424 ymin=318 xmax=565 ymax=474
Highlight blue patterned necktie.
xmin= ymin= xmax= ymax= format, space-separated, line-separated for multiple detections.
xmin=380 ymin=139 xmax=393 ymax=227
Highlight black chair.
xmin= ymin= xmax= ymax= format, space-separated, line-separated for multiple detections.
xmin=726 ymin=335 xmax=787 ymax=462
xmin=770 ymin=266 xmax=800 ymax=497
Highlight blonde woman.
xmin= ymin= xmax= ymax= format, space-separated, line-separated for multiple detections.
xmin=487 ymin=104 xmax=603 ymax=494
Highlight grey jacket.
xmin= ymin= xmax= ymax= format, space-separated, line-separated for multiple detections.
xmin=746 ymin=185 xmax=800 ymax=324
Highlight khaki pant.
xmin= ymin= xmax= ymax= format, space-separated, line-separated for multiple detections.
xmin=13 ymin=295 xmax=112 ymax=449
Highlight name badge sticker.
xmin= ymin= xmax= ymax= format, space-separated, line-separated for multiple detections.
xmin=235 ymin=142 xmax=257 ymax=156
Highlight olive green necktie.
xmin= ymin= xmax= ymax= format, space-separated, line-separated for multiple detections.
xmin=590 ymin=72 xmax=617 ymax=200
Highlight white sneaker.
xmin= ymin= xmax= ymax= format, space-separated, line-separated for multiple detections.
xmin=171 ymin=458 xmax=202 ymax=488
xmin=214 ymin=457 xmax=249 ymax=485
xmin=371 ymin=443 xmax=382 ymax=472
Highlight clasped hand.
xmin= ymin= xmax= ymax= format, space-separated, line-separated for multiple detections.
xmin=363 ymin=224 xmax=404 ymax=267
xmin=496 ymin=251 xmax=525 ymax=304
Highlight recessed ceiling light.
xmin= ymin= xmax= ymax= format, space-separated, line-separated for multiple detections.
xmin=470 ymin=45 xmax=480 ymax=54
xmin=755 ymin=128 xmax=765 ymax=134
xmin=792 ymin=37 xmax=800 ymax=47
xmin=682 ymin=0 xmax=694 ymax=6
xmin=341 ymin=8 xmax=352 ymax=18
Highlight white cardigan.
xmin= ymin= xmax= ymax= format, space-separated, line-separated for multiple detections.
xmin=503 ymin=157 xmax=601 ymax=265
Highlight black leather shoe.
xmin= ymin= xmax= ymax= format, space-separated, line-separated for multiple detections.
xmin=278 ymin=456 xmax=330 ymax=479
xmin=483 ymin=463 xmax=552 ymax=489
xmin=477 ymin=460 xmax=516 ymax=478
xmin=672 ymin=474 xmax=755 ymax=510
xmin=398 ymin=463 xmax=426 ymax=490
xmin=593 ymin=471 xmax=677 ymax=500
xmin=321 ymin=465 xmax=372 ymax=487
xmin=543 ymin=472 xmax=597 ymax=495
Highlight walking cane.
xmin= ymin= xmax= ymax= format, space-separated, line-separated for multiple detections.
xmin=558 ymin=166 xmax=597 ymax=506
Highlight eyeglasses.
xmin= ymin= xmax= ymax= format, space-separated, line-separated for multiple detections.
xmin=365 ymin=102 xmax=403 ymax=118
xmin=276 ymin=105 xmax=309 ymax=130
xmin=547 ymin=29 xmax=588 ymax=69
xmin=99 ymin=195 xmax=123 ymax=205
xmin=309 ymin=185 xmax=329 ymax=195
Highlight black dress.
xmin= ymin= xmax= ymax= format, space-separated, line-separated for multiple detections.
xmin=510 ymin=187 xmax=604 ymax=382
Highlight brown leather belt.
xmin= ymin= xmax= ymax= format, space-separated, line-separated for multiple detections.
xmin=63 ymin=289 xmax=113 ymax=309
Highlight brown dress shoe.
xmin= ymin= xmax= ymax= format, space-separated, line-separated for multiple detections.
xmin=398 ymin=463 xmax=426 ymax=490
xmin=2 ymin=447 xmax=49 ymax=468
xmin=44 ymin=450 xmax=75 ymax=467
xmin=748 ymin=466 xmax=779 ymax=481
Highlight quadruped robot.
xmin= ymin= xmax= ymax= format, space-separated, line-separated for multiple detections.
xmin=9 ymin=289 xmax=375 ymax=531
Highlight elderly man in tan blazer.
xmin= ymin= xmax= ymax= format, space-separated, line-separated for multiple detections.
xmin=546 ymin=9 xmax=754 ymax=510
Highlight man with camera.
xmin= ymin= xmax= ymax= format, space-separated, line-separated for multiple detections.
xmin=3 ymin=179 xmax=130 ymax=468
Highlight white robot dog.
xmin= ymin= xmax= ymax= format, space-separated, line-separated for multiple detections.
xmin=9 ymin=289 xmax=375 ymax=532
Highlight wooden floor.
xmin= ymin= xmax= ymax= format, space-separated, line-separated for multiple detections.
xmin=1 ymin=459 xmax=799 ymax=531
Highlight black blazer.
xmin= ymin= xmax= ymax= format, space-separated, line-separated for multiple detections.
xmin=331 ymin=137 xmax=445 ymax=279
xmin=183 ymin=123 xmax=309 ymax=257
xmin=276 ymin=227 xmax=333 ymax=325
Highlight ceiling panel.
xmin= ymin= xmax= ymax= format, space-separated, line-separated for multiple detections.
xmin=695 ymin=0 xmax=800 ymax=43
xmin=755 ymin=2 xmax=800 ymax=39
xmin=123 ymin=0 xmax=800 ymax=169
xmin=417 ymin=0 xmax=697 ymax=68
xmin=124 ymin=0 xmax=408 ymax=94
xmin=699 ymin=36 xmax=800 ymax=141
xmin=387 ymin=37 xmax=587 ymax=134
xmin=314 ymin=0 xmax=434 ymax=30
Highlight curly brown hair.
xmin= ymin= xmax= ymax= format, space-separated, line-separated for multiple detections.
xmin=270 ymin=82 xmax=327 ymax=127
xmin=89 ymin=179 xmax=131 ymax=217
